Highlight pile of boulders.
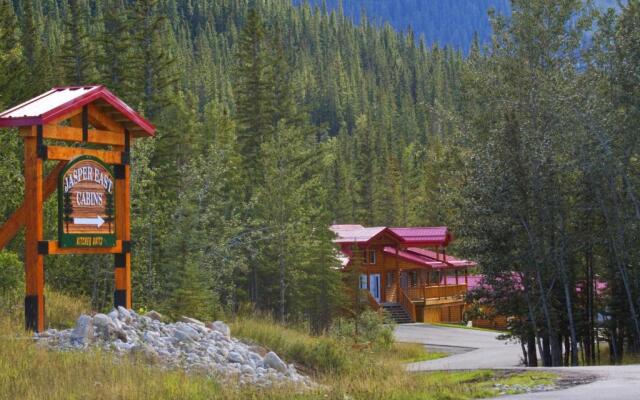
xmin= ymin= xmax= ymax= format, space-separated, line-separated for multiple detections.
xmin=35 ymin=307 xmax=313 ymax=388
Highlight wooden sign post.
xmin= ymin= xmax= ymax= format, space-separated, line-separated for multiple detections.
xmin=0 ymin=86 xmax=155 ymax=332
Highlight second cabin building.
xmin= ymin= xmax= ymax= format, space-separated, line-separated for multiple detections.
xmin=331 ymin=224 xmax=476 ymax=324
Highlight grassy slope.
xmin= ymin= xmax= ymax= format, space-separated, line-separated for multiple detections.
xmin=0 ymin=293 xmax=556 ymax=399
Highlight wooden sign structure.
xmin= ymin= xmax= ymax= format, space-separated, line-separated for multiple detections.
xmin=0 ymin=86 xmax=155 ymax=332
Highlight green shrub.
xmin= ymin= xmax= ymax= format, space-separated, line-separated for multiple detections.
xmin=45 ymin=290 xmax=91 ymax=329
xmin=330 ymin=310 xmax=395 ymax=350
xmin=0 ymin=251 xmax=23 ymax=314
xmin=230 ymin=316 xmax=349 ymax=373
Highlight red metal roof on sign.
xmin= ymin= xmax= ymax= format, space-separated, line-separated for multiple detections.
xmin=0 ymin=86 xmax=155 ymax=137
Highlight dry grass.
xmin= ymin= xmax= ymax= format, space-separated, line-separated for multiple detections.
xmin=0 ymin=293 xmax=558 ymax=400
xmin=391 ymin=342 xmax=446 ymax=363
xmin=592 ymin=342 xmax=640 ymax=365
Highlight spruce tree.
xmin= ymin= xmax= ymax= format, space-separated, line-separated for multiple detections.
xmin=168 ymin=260 xmax=217 ymax=321
xmin=131 ymin=0 xmax=176 ymax=118
xmin=60 ymin=0 xmax=97 ymax=85
xmin=234 ymin=8 xmax=274 ymax=193
xmin=20 ymin=0 xmax=46 ymax=95
xmin=97 ymin=0 xmax=134 ymax=100
xmin=0 ymin=0 xmax=24 ymax=107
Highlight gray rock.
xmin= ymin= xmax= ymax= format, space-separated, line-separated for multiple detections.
xmin=71 ymin=315 xmax=94 ymax=345
xmin=145 ymin=310 xmax=163 ymax=321
xmin=209 ymin=321 xmax=230 ymax=338
xmin=180 ymin=316 xmax=205 ymax=326
xmin=248 ymin=352 xmax=263 ymax=368
xmin=174 ymin=324 xmax=199 ymax=342
xmin=264 ymin=351 xmax=287 ymax=373
xmin=117 ymin=306 xmax=131 ymax=321
xmin=93 ymin=314 xmax=112 ymax=329
xmin=241 ymin=364 xmax=255 ymax=375
xmin=227 ymin=351 xmax=243 ymax=363
xmin=108 ymin=309 xmax=119 ymax=320
xmin=114 ymin=329 xmax=128 ymax=343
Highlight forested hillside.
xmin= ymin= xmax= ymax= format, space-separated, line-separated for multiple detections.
xmin=294 ymin=0 xmax=621 ymax=52
xmin=0 ymin=0 xmax=464 ymax=330
xmin=1 ymin=0 xmax=640 ymax=368
xmin=294 ymin=0 xmax=510 ymax=52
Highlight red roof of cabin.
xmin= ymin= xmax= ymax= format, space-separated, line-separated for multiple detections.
xmin=383 ymin=246 xmax=475 ymax=270
xmin=330 ymin=224 xmax=452 ymax=247
xmin=389 ymin=227 xmax=452 ymax=246
xmin=383 ymin=246 xmax=448 ymax=268
xmin=330 ymin=225 xmax=402 ymax=244
xmin=407 ymin=247 xmax=476 ymax=268
xmin=0 ymin=85 xmax=155 ymax=137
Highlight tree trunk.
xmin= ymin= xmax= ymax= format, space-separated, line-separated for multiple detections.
xmin=536 ymin=269 xmax=562 ymax=366
xmin=279 ymin=229 xmax=286 ymax=324
xmin=527 ymin=333 xmax=538 ymax=367
xmin=542 ymin=334 xmax=552 ymax=367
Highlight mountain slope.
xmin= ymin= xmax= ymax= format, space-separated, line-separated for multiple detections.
xmin=294 ymin=0 xmax=622 ymax=52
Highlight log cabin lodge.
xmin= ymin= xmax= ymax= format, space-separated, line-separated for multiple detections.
xmin=330 ymin=224 xmax=478 ymax=324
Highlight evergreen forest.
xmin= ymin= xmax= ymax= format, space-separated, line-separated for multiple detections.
xmin=1 ymin=0 xmax=640 ymax=367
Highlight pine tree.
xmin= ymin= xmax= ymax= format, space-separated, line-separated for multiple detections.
xmin=234 ymin=8 xmax=274 ymax=193
xmin=104 ymin=191 xmax=114 ymax=233
xmin=168 ymin=260 xmax=217 ymax=321
xmin=131 ymin=0 xmax=176 ymax=118
xmin=60 ymin=0 xmax=97 ymax=85
xmin=63 ymin=191 xmax=73 ymax=232
xmin=0 ymin=0 xmax=24 ymax=107
xmin=97 ymin=0 xmax=134 ymax=100
xmin=19 ymin=0 xmax=46 ymax=96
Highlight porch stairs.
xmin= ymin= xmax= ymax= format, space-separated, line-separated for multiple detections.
xmin=381 ymin=302 xmax=413 ymax=324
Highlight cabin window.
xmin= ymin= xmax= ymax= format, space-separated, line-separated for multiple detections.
xmin=386 ymin=272 xmax=394 ymax=288
xmin=410 ymin=271 xmax=418 ymax=287
xmin=369 ymin=249 xmax=376 ymax=264
xmin=430 ymin=271 xmax=439 ymax=285
xmin=359 ymin=274 xmax=368 ymax=289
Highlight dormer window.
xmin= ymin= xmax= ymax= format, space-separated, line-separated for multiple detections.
xmin=363 ymin=249 xmax=376 ymax=264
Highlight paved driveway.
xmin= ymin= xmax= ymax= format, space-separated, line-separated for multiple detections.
xmin=395 ymin=323 xmax=640 ymax=400
xmin=394 ymin=323 xmax=523 ymax=370
xmin=498 ymin=365 xmax=640 ymax=400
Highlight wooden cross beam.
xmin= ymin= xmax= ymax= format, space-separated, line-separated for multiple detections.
xmin=0 ymin=161 xmax=66 ymax=250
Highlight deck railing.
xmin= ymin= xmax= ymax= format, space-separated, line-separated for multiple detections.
xmin=398 ymin=286 xmax=417 ymax=322
xmin=385 ymin=284 xmax=398 ymax=303
xmin=366 ymin=290 xmax=381 ymax=311
xmin=406 ymin=284 xmax=467 ymax=301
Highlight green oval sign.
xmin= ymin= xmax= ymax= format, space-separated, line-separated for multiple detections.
xmin=58 ymin=155 xmax=116 ymax=248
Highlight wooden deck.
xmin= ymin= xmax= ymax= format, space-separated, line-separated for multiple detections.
xmin=376 ymin=283 xmax=468 ymax=324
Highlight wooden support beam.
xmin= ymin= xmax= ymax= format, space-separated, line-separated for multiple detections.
xmin=46 ymin=146 xmax=123 ymax=164
xmin=23 ymin=128 xmax=45 ymax=332
xmin=0 ymin=161 xmax=65 ymax=250
xmin=48 ymin=108 xmax=83 ymax=126
xmin=21 ymin=125 xmax=125 ymax=146
xmin=113 ymin=142 xmax=132 ymax=309
xmin=44 ymin=125 xmax=124 ymax=146
xmin=42 ymin=240 xmax=123 ymax=255
xmin=87 ymin=104 xmax=124 ymax=133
